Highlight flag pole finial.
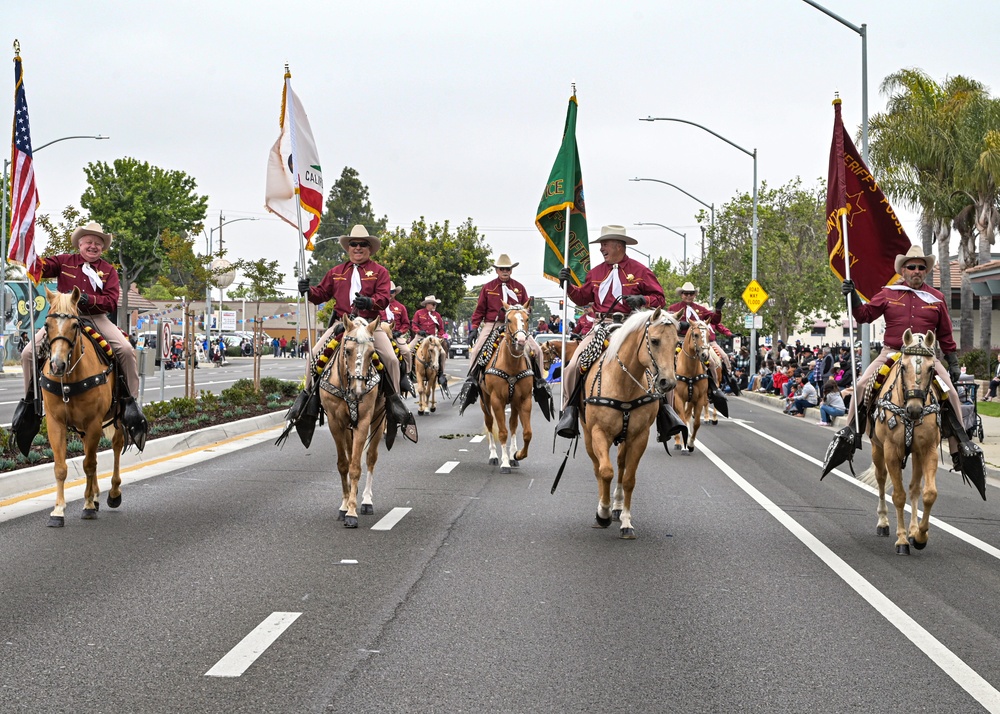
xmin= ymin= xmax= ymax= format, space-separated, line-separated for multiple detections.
xmin=571 ymin=81 xmax=576 ymax=97
xmin=832 ymin=91 xmax=841 ymax=107
xmin=284 ymin=62 xmax=290 ymax=79
xmin=13 ymin=39 xmax=20 ymax=57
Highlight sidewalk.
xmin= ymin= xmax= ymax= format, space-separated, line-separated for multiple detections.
xmin=739 ymin=389 xmax=1000 ymax=475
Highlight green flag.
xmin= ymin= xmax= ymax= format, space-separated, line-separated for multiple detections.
xmin=536 ymin=95 xmax=589 ymax=286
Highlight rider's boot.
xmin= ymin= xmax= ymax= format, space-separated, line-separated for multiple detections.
xmin=554 ymin=405 xmax=580 ymax=440
xmin=438 ymin=372 xmax=448 ymax=388
xmin=941 ymin=400 xmax=987 ymax=500
xmin=399 ymin=370 xmax=413 ymax=395
xmin=386 ymin=392 xmax=418 ymax=444
xmin=705 ymin=370 xmax=729 ymax=419
xmin=655 ymin=401 xmax=688 ymax=447
xmin=119 ymin=382 xmax=149 ymax=452
xmin=10 ymin=387 xmax=42 ymax=457
xmin=722 ymin=362 xmax=742 ymax=396
xmin=820 ymin=404 xmax=866 ymax=479
xmin=530 ymin=356 xmax=554 ymax=422
xmin=456 ymin=363 xmax=483 ymax=416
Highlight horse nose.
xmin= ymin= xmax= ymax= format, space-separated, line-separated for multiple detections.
xmin=49 ymin=358 xmax=66 ymax=376
xmin=906 ymin=403 xmax=923 ymax=420
xmin=657 ymin=375 xmax=676 ymax=392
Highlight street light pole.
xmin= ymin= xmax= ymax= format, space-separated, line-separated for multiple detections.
xmin=0 ymin=133 xmax=108 ymax=371
xmin=203 ymin=214 xmax=257 ymax=337
xmin=801 ymin=0 xmax=871 ymax=371
xmin=640 ymin=117 xmax=759 ymax=375
xmin=630 ymin=177 xmax=715 ymax=300
xmin=634 ymin=222 xmax=686 ymax=274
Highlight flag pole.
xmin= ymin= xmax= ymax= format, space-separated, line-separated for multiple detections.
xmin=841 ymin=211 xmax=860 ymax=435
xmin=284 ymin=65 xmax=314 ymax=379
xmin=558 ymin=83 xmax=576 ymax=414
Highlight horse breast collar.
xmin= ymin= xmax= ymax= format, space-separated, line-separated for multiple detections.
xmin=872 ymin=349 xmax=940 ymax=465
xmin=39 ymin=318 xmax=115 ymax=401
xmin=317 ymin=335 xmax=382 ymax=428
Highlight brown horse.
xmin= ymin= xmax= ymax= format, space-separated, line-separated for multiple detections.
xmin=40 ymin=288 xmax=126 ymax=527
xmin=318 ymin=315 xmax=387 ymax=528
xmin=861 ymin=329 xmax=943 ymax=555
xmin=479 ymin=302 xmax=534 ymax=473
xmin=540 ymin=338 xmax=579 ymax=376
xmin=673 ymin=319 xmax=712 ymax=451
xmin=582 ymin=308 xmax=679 ymax=538
xmin=414 ymin=335 xmax=444 ymax=415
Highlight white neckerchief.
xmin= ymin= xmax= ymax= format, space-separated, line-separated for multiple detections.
xmin=500 ymin=281 xmax=518 ymax=305
xmin=429 ymin=310 xmax=440 ymax=326
xmin=349 ymin=264 xmax=362 ymax=306
xmin=683 ymin=304 xmax=699 ymax=322
xmin=885 ymin=284 xmax=941 ymax=304
xmin=82 ymin=262 xmax=104 ymax=291
xmin=597 ymin=264 xmax=622 ymax=304
xmin=384 ymin=304 xmax=394 ymax=322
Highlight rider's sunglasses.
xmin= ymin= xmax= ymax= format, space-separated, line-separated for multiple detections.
xmin=348 ymin=241 xmax=370 ymax=248
xmin=497 ymin=267 xmax=512 ymax=272
xmin=681 ymin=291 xmax=696 ymax=295
xmin=904 ymin=263 xmax=927 ymax=271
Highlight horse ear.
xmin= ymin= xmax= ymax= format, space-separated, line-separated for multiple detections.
xmin=926 ymin=330 xmax=935 ymax=349
xmin=368 ymin=316 xmax=380 ymax=335
xmin=342 ymin=314 xmax=353 ymax=331
xmin=501 ymin=300 xmax=510 ymax=310
xmin=44 ymin=286 xmax=55 ymax=302
xmin=71 ymin=287 xmax=81 ymax=304
xmin=671 ymin=309 xmax=684 ymax=322
xmin=527 ymin=296 xmax=534 ymax=309
xmin=651 ymin=307 xmax=662 ymax=322
xmin=902 ymin=328 xmax=913 ymax=345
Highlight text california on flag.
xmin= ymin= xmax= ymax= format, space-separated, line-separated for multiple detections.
xmin=8 ymin=47 xmax=42 ymax=284
xmin=826 ymin=97 xmax=910 ymax=302
xmin=265 ymin=68 xmax=324 ymax=249
xmin=536 ymin=94 xmax=590 ymax=286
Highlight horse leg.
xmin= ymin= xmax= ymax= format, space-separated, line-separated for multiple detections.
xmin=80 ymin=421 xmax=103 ymax=519
xmin=612 ymin=446 xmax=627 ymax=521
xmin=586 ymin=427 xmax=615 ymax=528
xmin=416 ymin=370 xmax=425 ymax=415
xmin=618 ymin=428 xmax=652 ymax=539
xmin=495 ymin=394 xmax=512 ymax=474
xmin=514 ymin=390 xmax=532 ymax=462
xmin=673 ymin=391 xmax=686 ymax=450
xmin=872 ymin=442 xmax=889 ymax=537
xmin=885 ymin=443 xmax=910 ymax=555
xmin=343 ymin=419 xmax=370 ymax=528
xmin=360 ymin=414 xmax=381 ymax=515
xmin=106 ymin=427 xmax=124 ymax=508
xmin=481 ymin=396 xmax=499 ymax=465
xmin=688 ymin=391 xmax=703 ymax=452
xmin=506 ymin=404 xmax=519 ymax=468
xmin=430 ymin=370 xmax=437 ymax=412
xmin=331 ymin=417 xmax=351 ymax=521
xmin=908 ymin=448 xmax=937 ymax=550
xmin=47 ymin=419 xmax=68 ymax=527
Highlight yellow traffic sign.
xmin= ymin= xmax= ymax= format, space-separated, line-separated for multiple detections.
xmin=742 ymin=280 xmax=769 ymax=314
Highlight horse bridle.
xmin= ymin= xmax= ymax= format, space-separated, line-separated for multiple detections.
xmin=504 ymin=309 xmax=529 ymax=358
xmin=339 ymin=332 xmax=379 ymax=390
xmin=899 ymin=342 xmax=935 ymax=403
xmin=44 ymin=312 xmax=86 ymax=374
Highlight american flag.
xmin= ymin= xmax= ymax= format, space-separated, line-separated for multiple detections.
xmin=8 ymin=52 xmax=41 ymax=284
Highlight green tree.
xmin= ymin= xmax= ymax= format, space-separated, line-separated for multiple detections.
xmin=650 ymin=258 xmax=687 ymax=299
xmin=229 ymin=258 xmax=285 ymax=390
xmin=81 ymin=157 xmax=208 ymax=327
xmin=379 ymin=218 xmax=492 ymax=322
xmin=307 ymin=167 xmax=388 ymax=280
xmin=36 ymin=205 xmax=83 ymax=256
xmin=158 ymin=230 xmax=211 ymax=301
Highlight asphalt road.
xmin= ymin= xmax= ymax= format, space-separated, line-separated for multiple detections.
xmin=2 ymin=355 xmax=1000 ymax=713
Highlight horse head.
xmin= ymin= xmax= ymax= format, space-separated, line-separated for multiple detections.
xmin=340 ymin=314 xmax=381 ymax=397
xmin=899 ymin=328 xmax=937 ymax=419
xmin=644 ymin=307 xmax=680 ymax=394
xmin=43 ymin=287 xmax=83 ymax=378
xmin=424 ymin=335 xmax=442 ymax=364
xmin=685 ymin=318 xmax=712 ymax=366
xmin=501 ymin=301 xmax=529 ymax=354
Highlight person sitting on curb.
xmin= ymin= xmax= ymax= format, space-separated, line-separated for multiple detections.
xmin=784 ymin=375 xmax=817 ymax=417
xmin=817 ymin=380 xmax=846 ymax=426
xmin=987 ymin=353 xmax=1000 ymax=401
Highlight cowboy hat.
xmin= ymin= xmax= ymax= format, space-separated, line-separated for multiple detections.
xmin=390 ymin=282 xmax=401 ymax=295
xmin=71 ymin=221 xmax=113 ymax=251
xmin=493 ymin=253 xmax=519 ymax=269
xmin=675 ymin=281 xmax=699 ymax=295
xmin=894 ymin=245 xmax=936 ymax=274
xmin=589 ymin=224 xmax=638 ymax=246
xmin=338 ymin=224 xmax=382 ymax=254
xmin=422 ymin=295 xmax=440 ymax=306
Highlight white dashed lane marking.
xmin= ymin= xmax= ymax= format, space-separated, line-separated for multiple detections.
xmin=370 ymin=507 xmax=411 ymax=531
xmin=205 ymin=612 xmax=301 ymax=677
xmin=436 ymin=461 xmax=459 ymax=474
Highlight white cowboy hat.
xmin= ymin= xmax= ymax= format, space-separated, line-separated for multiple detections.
xmin=894 ymin=245 xmax=936 ymax=274
xmin=71 ymin=221 xmax=113 ymax=251
xmin=338 ymin=224 xmax=382 ymax=254
xmin=422 ymin=294 xmax=440 ymax=306
xmin=589 ymin=224 xmax=638 ymax=246
xmin=493 ymin=253 xmax=519 ymax=269
xmin=675 ymin=281 xmax=699 ymax=295
xmin=390 ymin=282 xmax=401 ymax=295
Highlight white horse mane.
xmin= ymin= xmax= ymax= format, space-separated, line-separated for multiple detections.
xmin=605 ymin=309 xmax=677 ymax=355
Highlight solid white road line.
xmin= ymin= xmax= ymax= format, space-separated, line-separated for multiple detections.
xmin=730 ymin=419 xmax=1000 ymax=561
xmin=371 ymin=507 xmax=411 ymax=531
xmin=699 ymin=441 xmax=1000 ymax=712
xmin=205 ymin=611 xmax=302 ymax=677
xmin=436 ymin=461 xmax=459 ymax=474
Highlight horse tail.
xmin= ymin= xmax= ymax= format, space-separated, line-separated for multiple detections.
xmin=856 ymin=463 xmax=879 ymax=488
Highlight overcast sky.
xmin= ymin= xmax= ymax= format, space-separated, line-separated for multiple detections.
xmin=8 ymin=1 xmax=1000 ymax=307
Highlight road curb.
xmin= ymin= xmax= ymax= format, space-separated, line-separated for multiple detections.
xmin=0 ymin=410 xmax=286 ymax=502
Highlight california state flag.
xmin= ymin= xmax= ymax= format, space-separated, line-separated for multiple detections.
xmin=265 ymin=67 xmax=324 ymax=248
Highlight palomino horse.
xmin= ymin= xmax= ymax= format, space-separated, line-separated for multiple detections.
xmin=414 ymin=335 xmax=444 ymax=415
xmin=582 ymin=308 xmax=679 ymax=539
xmin=864 ymin=329 xmax=942 ymax=555
xmin=40 ymin=288 xmax=126 ymax=527
xmin=673 ymin=319 xmax=712 ymax=452
xmin=540 ymin=338 xmax=580 ymax=377
xmin=318 ymin=315 xmax=387 ymax=528
xmin=479 ymin=302 xmax=534 ymax=473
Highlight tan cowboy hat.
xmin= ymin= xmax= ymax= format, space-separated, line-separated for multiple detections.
xmin=589 ymin=224 xmax=638 ymax=246
xmin=422 ymin=294 xmax=440 ymax=306
xmin=493 ymin=253 xmax=519 ymax=269
xmin=71 ymin=221 xmax=113 ymax=251
xmin=338 ymin=224 xmax=382 ymax=254
xmin=390 ymin=282 xmax=401 ymax=295
xmin=894 ymin=245 xmax=936 ymax=274
xmin=675 ymin=281 xmax=699 ymax=295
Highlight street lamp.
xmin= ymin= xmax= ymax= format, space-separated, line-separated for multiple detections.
xmin=630 ymin=178 xmax=715 ymax=300
xmin=640 ymin=116 xmax=759 ymax=375
xmin=0 ymin=134 xmax=108 ymax=370
xmin=202 ymin=214 xmax=257 ymax=336
xmin=634 ymin=222 xmax=686 ymax=273
xmin=802 ymin=0 xmax=871 ymax=372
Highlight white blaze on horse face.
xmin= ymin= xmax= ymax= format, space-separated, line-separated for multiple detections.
xmin=513 ymin=310 xmax=526 ymax=347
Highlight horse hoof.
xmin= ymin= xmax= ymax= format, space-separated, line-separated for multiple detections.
xmin=107 ymin=493 xmax=121 ymax=509
xmin=612 ymin=509 xmax=622 ymax=522
xmin=47 ymin=516 xmax=64 ymax=528
xmin=687 ymin=445 xmax=695 ymax=452
xmin=510 ymin=459 xmax=519 ymax=468
xmin=81 ymin=508 xmax=98 ymax=520
xmin=711 ymin=419 xmax=718 ymax=425
xmin=337 ymin=510 xmax=346 ymax=521
xmin=500 ymin=466 xmax=511 ymax=474
xmin=908 ymin=536 xmax=927 ymax=551
xmin=619 ymin=527 xmax=636 ymax=540
xmin=489 ymin=457 xmax=498 ymax=465
xmin=344 ymin=516 xmax=358 ymax=529
xmin=876 ymin=525 xmax=890 ymax=537
xmin=417 ymin=410 xmax=424 ymax=416
xmin=673 ymin=444 xmax=681 ymax=451
xmin=360 ymin=504 xmax=374 ymax=515
xmin=896 ymin=543 xmax=910 ymax=556
xmin=593 ymin=513 xmax=612 ymax=529
xmin=430 ymin=407 xmax=436 ymax=413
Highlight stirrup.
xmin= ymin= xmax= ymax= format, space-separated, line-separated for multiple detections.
xmin=555 ymin=405 xmax=579 ymax=440
xmin=399 ymin=372 xmax=413 ymax=395
xmin=820 ymin=425 xmax=860 ymax=480
xmin=387 ymin=394 xmax=418 ymax=444
xmin=533 ymin=379 xmax=554 ymax=422
xmin=438 ymin=373 xmax=448 ymax=387
xmin=121 ymin=396 xmax=149 ymax=452
xmin=455 ymin=377 xmax=481 ymax=416
xmin=10 ymin=395 xmax=41 ymax=457
xmin=655 ymin=402 xmax=688 ymax=450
